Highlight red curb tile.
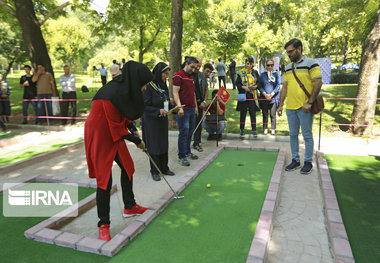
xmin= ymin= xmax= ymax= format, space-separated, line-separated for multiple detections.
xmin=34 ymin=228 xmax=63 ymax=244
xmin=321 ymin=180 xmax=334 ymax=190
xmin=161 ymin=190 xmax=175 ymax=202
xmin=135 ymin=209 xmax=156 ymax=226
xmin=333 ymin=237 xmax=354 ymax=259
xmin=238 ymin=146 xmax=251 ymax=150
xmin=48 ymin=205 xmax=79 ymax=227
xmin=89 ymin=180 xmax=98 ymax=188
xmin=262 ymin=200 xmax=275 ymax=213
xmin=172 ymin=182 xmax=186 ymax=194
xmin=185 ymin=170 xmax=198 ymax=179
xmin=251 ymin=147 xmax=265 ymax=151
xmin=258 ymin=212 xmax=273 ymax=227
xmin=272 ymin=169 xmax=282 ymax=177
xmin=268 ymin=183 xmax=279 ymax=192
xmin=264 ymin=147 xmax=279 ymax=152
xmin=24 ymin=220 xmax=55 ymax=239
xmin=270 ymin=176 xmax=281 ymax=184
xmin=34 ymin=175 xmax=52 ymax=182
xmin=246 ymin=256 xmax=264 ymax=263
xmin=319 ymin=168 xmax=330 ymax=176
xmin=321 ymin=175 xmax=332 ymax=183
xmin=178 ymin=175 xmax=193 ymax=186
xmin=54 ymin=232 xmax=84 ymax=249
xmin=149 ymin=199 xmax=169 ymax=213
xmin=224 ymin=146 xmax=238 ymax=150
xmin=323 ymin=189 xmax=337 ymax=200
xmin=120 ymin=221 xmax=144 ymax=240
xmin=61 ymin=177 xmax=79 ymax=186
xmin=76 ymin=178 xmax=92 ymax=188
xmin=76 ymin=237 xmax=106 ymax=254
xmin=326 ymin=209 xmax=343 ymax=224
xmin=100 ymin=233 xmax=129 ymax=257
xmin=265 ymin=191 xmax=278 ymax=201
xmin=325 ymin=198 xmax=339 ymax=210
xmin=47 ymin=176 xmax=65 ymax=183
xmin=330 ymin=222 xmax=349 ymax=239
xmin=335 ymin=256 xmax=355 ymax=263
xmin=248 ymin=238 xmax=267 ymax=260
xmin=254 ymin=222 xmax=270 ymax=241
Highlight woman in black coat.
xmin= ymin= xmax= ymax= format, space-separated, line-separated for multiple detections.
xmin=142 ymin=62 xmax=175 ymax=181
xmin=236 ymin=56 xmax=262 ymax=139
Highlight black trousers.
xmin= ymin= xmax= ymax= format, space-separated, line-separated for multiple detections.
xmin=218 ymin=76 xmax=226 ymax=89
xmin=240 ymin=102 xmax=257 ymax=131
xmin=193 ymin=107 xmax=203 ymax=146
xmin=61 ymin=91 xmax=77 ymax=124
xmin=96 ymin=154 xmax=135 ymax=227
xmin=262 ymin=102 xmax=277 ymax=130
xmin=101 ymin=76 xmax=107 ymax=86
xmin=149 ymin=152 xmax=169 ymax=175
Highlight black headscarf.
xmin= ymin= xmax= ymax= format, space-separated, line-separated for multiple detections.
xmin=151 ymin=62 xmax=170 ymax=90
xmin=93 ymin=61 xmax=153 ymax=120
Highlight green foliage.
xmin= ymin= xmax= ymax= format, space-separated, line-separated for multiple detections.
xmin=331 ymin=73 xmax=359 ymax=84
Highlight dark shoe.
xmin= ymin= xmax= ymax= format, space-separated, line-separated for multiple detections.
xmin=178 ymin=157 xmax=190 ymax=166
xmin=71 ymin=120 xmax=76 ymax=125
xmin=285 ymin=159 xmax=301 ymax=171
xmin=240 ymin=129 xmax=245 ymax=139
xmin=151 ymin=173 xmax=161 ymax=181
xmin=193 ymin=144 xmax=203 ymax=152
xmin=187 ymin=153 xmax=198 ymax=160
xmin=217 ymin=134 xmax=223 ymax=141
xmin=22 ymin=119 xmax=28 ymax=125
xmin=163 ymin=170 xmax=175 ymax=176
xmin=207 ymin=134 xmax=217 ymax=140
xmin=300 ymin=161 xmax=313 ymax=175
xmin=0 ymin=122 xmax=7 ymax=132
xmin=253 ymin=131 xmax=258 ymax=138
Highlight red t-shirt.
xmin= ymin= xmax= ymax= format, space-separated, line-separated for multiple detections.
xmin=172 ymin=70 xmax=195 ymax=109
xmin=207 ymin=101 xmax=225 ymax=115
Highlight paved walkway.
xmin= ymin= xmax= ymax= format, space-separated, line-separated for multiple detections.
xmin=1 ymin=126 xmax=379 ymax=262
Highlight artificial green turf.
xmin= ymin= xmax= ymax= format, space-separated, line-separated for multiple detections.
xmin=111 ymin=150 xmax=278 ymax=263
xmin=0 ymin=187 xmax=106 ymax=263
xmin=0 ymin=138 xmax=82 ymax=167
xmin=326 ymin=154 xmax=380 ymax=263
xmin=0 ymin=150 xmax=277 ymax=262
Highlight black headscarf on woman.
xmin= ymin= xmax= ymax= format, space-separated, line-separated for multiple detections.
xmin=93 ymin=61 xmax=153 ymax=120
xmin=151 ymin=62 xmax=170 ymax=90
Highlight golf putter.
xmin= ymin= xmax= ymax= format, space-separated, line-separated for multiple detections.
xmin=144 ymin=150 xmax=184 ymax=200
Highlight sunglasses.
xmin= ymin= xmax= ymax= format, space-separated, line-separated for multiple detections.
xmin=267 ymin=64 xmax=274 ymax=67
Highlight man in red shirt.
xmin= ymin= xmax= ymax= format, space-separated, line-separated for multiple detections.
xmin=203 ymin=89 xmax=226 ymax=141
xmin=172 ymin=56 xmax=199 ymax=166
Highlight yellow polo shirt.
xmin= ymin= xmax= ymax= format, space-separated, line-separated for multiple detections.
xmin=283 ymin=56 xmax=322 ymax=110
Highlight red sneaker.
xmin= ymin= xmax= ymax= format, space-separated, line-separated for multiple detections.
xmin=98 ymin=224 xmax=111 ymax=241
xmin=123 ymin=204 xmax=148 ymax=218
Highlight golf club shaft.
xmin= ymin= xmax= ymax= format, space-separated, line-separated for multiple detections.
xmin=144 ymin=150 xmax=183 ymax=199
xmin=191 ymin=94 xmax=218 ymax=139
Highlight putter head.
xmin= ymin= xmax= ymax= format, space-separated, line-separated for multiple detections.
xmin=174 ymin=196 xmax=184 ymax=200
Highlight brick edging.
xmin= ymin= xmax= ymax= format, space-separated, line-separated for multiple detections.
xmin=316 ymin=151 xmax=355 ymax=263
xmin=0 ymin=141 xmax=84 ymax=174
xmin=245 ymin=147 xmax=286 ymax=263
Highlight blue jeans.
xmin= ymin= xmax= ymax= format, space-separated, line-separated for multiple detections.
xmin=286 ymin=109 xmax=314 ymax=162
xmin=22 ymin=100 xmax=37 ymax=121
xmin=176 ymin=108 xmax=196 ymax=158
xmin=203 ymin=119 xmax=226 ymax=135
xmin=37 ymin=94 xmax=53 ymax=123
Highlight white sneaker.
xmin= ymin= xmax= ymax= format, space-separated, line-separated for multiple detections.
xmin=271 ymin=130 xmax=275 ymax=135
xmin=263 ymin=129 xmax=268 ymax=135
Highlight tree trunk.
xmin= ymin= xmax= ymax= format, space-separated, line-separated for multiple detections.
xmin=350 ymin=6 xmax=380 ymax=136
xmin=14 ymin=0 xmax=57 ymax=94
xmin=342 ymin=35 xmax=349 ymax=65
xmin=169 ymin=0 xmax=183 ymax=95
xmin=3 ymin=55 xmax=16 ymax=81
xmin=139 ymin=26 xmax=144 ymax=63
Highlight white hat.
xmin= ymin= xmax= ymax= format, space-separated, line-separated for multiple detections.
xmin=109 ymin=64 xmax=120 ymax=77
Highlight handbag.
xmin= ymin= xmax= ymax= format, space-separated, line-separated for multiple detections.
xmin=291 ymin=64 xmax=324 ymax=114
xmin=237 ymin=93 xmax=246 ymax=102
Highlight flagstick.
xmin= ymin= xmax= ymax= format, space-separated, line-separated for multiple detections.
xmin=216 ymin=98 xmax=219 ymax=147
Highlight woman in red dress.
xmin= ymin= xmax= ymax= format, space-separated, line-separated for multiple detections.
xmin=85 ymin=61 xmax=153 ymax=241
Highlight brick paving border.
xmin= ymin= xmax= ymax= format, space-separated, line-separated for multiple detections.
xmin=10 ymin=146 xmax=286 ymax=258
xmin=316 ymin=151 xmax=355 ymax=263
xmin=245 ymin=147 xmax=286 ymax=263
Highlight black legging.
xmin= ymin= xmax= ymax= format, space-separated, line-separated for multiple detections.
xmin=262 ymin=102 xmax=277 ymax=130
xmin=239 ymin=101 xmax=257 ymax=131
xmin=218 ymin=76 xmax=226 ymax=89
xmin=96 ymin=153 xmax=135 ymax=227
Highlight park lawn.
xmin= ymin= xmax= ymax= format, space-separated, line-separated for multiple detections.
xmin=326 ymin=154 xmax=380 ymax=263
xmin=4 ymin=71 xmax=380 ymax=136
xmin=0 ymin=132 xmax=19 ymax=140
xmin=0 ymin=138 xmax=82 ymax=167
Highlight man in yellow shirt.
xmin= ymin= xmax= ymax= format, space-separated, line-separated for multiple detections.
xmin=277 ymin=39 xmax=322 ymax=174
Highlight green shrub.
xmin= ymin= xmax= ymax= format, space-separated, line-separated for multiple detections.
xmin=331 ymin=73 xmax=359 ymax=84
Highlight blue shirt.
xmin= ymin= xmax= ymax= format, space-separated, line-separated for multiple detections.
xmin=259 ymin=70 xmax=281 ymax=105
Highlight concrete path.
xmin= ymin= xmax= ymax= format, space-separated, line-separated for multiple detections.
xmin=1 ymin=126 xmax=379 ymax=262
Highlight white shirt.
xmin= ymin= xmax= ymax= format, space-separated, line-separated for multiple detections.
xmin=59 ymin=74 xmax=76 ymax=92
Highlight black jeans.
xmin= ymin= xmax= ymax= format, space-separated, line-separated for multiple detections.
xmin=61 ymin=91 xmax=77 ymax=124
xmin=218 ymin=76 xmax=226 ymax=89
xmin=193 ymin=107 xmax=203 ymax=146
xmin=262 ymin=102 xmax=277 ymax=130
xmin=96 ymin=154 xmax=135 ymax=227
xmin=239 ymin=102 xmax=257 ymax=131
xmin=101 ymin=76 xmax=107 ymax=86
xmin=230 ymin=73 xmax=236 ymax=89
xmin=149 ymin=153 xmax=169 ymax=175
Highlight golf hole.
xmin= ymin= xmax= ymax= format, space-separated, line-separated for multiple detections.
xmin=237 ymin=163 xmax=244 ymax=166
